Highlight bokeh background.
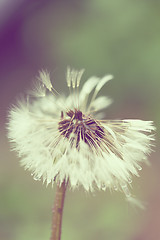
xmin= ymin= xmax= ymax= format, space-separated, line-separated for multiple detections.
xmin=0 ymin=1 xmax=160 ymax=240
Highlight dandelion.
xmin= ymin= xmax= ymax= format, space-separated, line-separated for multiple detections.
xmin=7 ymin=67 xmax=155 ymax=240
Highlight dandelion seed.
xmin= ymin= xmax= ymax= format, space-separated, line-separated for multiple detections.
xmin=38 ymin=70 xmax=53 ymax=91
xmin=7 ymin=68 xmax=155 ymax=198
xmin=28 ymin=79 xmax=46 ymax=97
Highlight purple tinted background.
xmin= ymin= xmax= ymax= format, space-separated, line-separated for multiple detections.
xmin=1 ymin=1 xmax=52 ymax=124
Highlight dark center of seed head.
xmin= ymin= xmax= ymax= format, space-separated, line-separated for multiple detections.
xmin=66 ymin=109 xmax=83 ymax=120
xmin=58 ymin=109 xmax=104 ymax=149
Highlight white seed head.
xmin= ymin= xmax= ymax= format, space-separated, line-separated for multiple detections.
xmin=7 ymin=68 xmax=156 ymax=199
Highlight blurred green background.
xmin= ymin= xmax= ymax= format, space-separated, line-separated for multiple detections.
xmin=0 ymin=1 xmax=160 ymax=240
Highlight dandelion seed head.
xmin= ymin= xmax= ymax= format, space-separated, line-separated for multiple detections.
xmin=7 ymin=68 xmax=156 ymax=198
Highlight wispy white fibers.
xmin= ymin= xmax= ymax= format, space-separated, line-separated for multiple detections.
xmin=7 ymin=68 xmax=155 ymax=200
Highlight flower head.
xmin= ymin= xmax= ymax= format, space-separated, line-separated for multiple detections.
xmin=7 ymin=68 xmax=155 ymax=197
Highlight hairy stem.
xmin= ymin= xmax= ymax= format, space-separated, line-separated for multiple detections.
xmin=50 ymin=180 xmax=67 ymax=240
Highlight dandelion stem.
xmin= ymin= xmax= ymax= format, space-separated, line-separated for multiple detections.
xmin=50 ymin=180 xmax=67 ymax=240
